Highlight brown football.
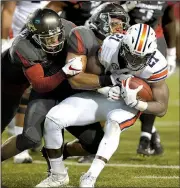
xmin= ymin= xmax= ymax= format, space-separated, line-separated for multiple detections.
xmin=126 ymin=77 xmax=153 ymax=102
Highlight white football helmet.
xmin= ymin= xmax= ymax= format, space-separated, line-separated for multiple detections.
xmin=120 ymin=23 xmax=157 ymax=71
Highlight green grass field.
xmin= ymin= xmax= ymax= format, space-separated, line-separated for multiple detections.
xmin=2 ymin=69 xmax=179 ymax=188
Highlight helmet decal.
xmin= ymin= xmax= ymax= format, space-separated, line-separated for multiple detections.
xmin=27 ymin=23 xmax=37 ymax=32
xmin=135 ymin=24 xmax=151 ymax=53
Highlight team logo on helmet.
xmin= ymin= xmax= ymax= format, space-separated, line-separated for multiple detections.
xmin=27 ymin=23 xmax=37 ymax=32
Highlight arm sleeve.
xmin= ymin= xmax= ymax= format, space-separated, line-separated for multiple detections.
xmin=24 ymin=64 xmax=67 ymax=93
xmin=13 ymin=49 xmax=67 ymax=93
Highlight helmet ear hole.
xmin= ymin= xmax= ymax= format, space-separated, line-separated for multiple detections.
xmin=132 ymin=37 xmax=134 ymax=44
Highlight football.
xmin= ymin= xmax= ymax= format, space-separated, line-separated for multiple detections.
xmin=127 ymin=77 xmax=153 ymax=102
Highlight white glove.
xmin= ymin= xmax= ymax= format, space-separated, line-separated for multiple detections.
xmin=97 ymin=86 xmax=111 ymax=97
xmin=110 ymin=73 xmax=134 ymax=86
xmin=62 ymin=57 xmax=83 ymax=76
xmin=121 ymin=77 xmax=143 ymax=107
xmin=121 ymin=1 xmax=138 ymax=12
xmin=166 ymin=48 xmax=176 ymax=77
xmin=97 ymin=86 xmax=121 ymax=101
xmin=108 ymin=86 xmax=121 ymax=101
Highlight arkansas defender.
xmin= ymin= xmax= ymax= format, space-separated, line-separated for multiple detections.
xmin=1 ymin=0 xmax=45 ymax=164
xmin=1 ymin=8 xmax=83 ymax=169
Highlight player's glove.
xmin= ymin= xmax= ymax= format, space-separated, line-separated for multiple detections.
xmin=97 ymin=86 xmax=121 ymax=101
xmin=110 ymin=73 xmax=133 ymax=86
xmin=108 ymin=86 xmax=121 ymax=101
xmin=166 ymin=48 xmax=176 ymax=77
xmin=62 ymin=57 xmax=83 ymax=77
xmin=121 ymin=77 xmax=143 ymax=107
xmin=121 ymin=1 xmax=138 ymax=12
xmin=121 ymin=77 xmax=148 ymax=111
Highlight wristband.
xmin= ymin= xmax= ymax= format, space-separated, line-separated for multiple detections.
xmin=166 ymin=47 xmax=176 ymax=56
xmin=134 ymin=100 xmax=148 ymax=112
xmin=60 ymin=69 xmax=68 ymax=79
xmin=98 ymin=75 xmax=112 ymax=87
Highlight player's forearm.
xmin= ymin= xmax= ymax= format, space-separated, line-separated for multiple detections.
xmin=137 ymin=81 xmax=169 ymax=117
xmin=25 ymin=64 xmax=67 ymax=93
xmin=143 ymin=101 xmax=168 ymax=117
xmin=163 ymin=6 xmax=176 ymax=48
xmin=1 ymin=10 xmax=13 ymax=39
xmin=163 ymin=22 xmax=176 ymax=48
xmin=68 ymin=72 xmax=101 ymax=90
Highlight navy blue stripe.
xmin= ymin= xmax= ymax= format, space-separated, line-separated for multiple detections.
xmin=154 ymin=65 xmax=168 ymax=74
xmin=149 ymin=75 xmax=167 ymax=82
xmin=142 ymin=25 xmax=150 ymax=52
xmin=134 ymin=24 xmax=142 ymax=50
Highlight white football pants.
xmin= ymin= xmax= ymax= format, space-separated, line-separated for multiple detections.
xmin=44 ymin=91 xmax=140 ymax=149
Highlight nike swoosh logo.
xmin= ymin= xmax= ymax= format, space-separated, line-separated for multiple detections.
xmin=69 ymin=65 xmax=81 ymax=71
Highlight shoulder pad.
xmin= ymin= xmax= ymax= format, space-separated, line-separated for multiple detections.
xmin=67 ymin=26 xmax=99 ymax=56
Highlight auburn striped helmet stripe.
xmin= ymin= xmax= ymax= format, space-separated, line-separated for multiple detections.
xmin=135 ymin=24 xmax=149 ymax=52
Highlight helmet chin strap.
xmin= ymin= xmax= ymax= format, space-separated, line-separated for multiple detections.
xmin=32 ymin=35 xmax=41 ymax=46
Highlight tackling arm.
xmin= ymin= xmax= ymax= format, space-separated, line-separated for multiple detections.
xmin=66 ymin=52 xmax=104 ymax=90
xmin=24 ymin=64 xmax=67 ymax=93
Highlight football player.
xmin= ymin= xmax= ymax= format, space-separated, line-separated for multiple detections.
xmin=60 ymin=1 xmax=131 ymax=164
xmin=45 ymin=1 xmax=104 ymax=26
xmin=124 ymin=1 xmax=176 ymax=156
xmin=1 ymin=0 xmax=44 ymax=163
xmin=39 ymin=24 xmax=169 ymax=187
xmin=1 ymin=8 xmax=83 ymax=163
xmin=58 ymin=2 xmax=131 ymax=163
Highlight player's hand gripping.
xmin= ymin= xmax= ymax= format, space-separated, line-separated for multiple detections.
xmin=121 ymin=77 xmax=143 ymax=107
xmin=97 ymin=86 xmax=121 ymax=101
xmin=62 ymin=57 xmax=83 ymax=77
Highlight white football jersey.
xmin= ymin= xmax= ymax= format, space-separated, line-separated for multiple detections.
xmin=99 ymin=33 xmax=168 ymax=83
xmin=11 ymin=1 xmax=44 ymax=37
